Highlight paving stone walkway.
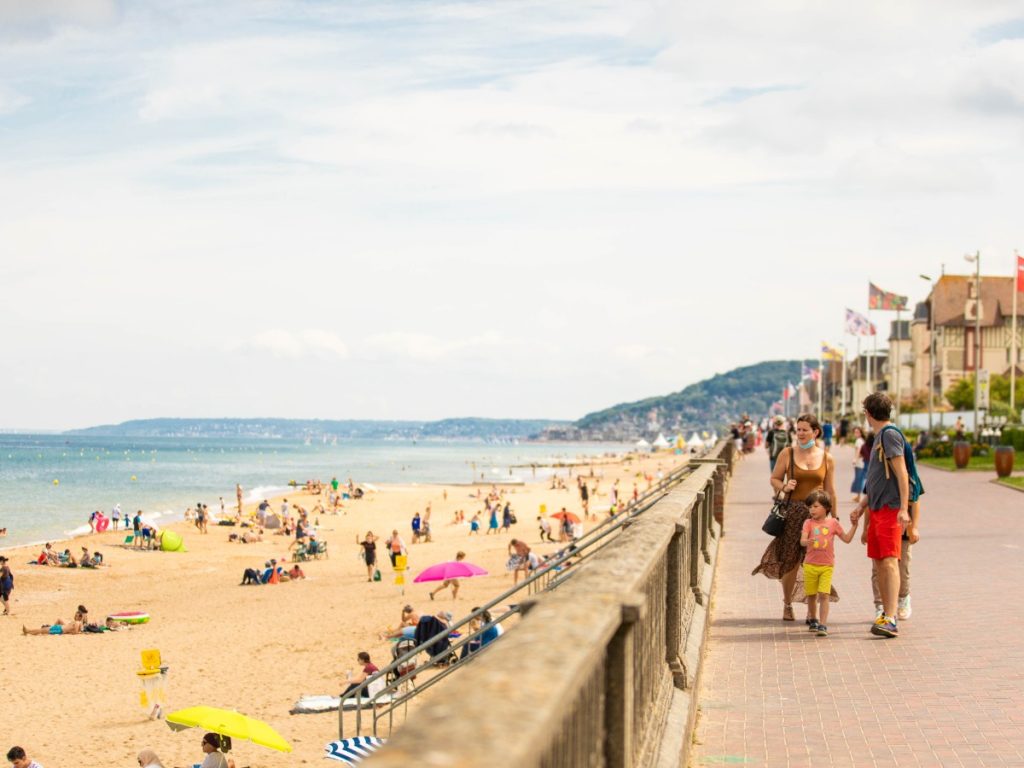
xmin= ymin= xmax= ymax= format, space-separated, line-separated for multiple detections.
xmin=692 ymin=445 xmax=1024 ymax=768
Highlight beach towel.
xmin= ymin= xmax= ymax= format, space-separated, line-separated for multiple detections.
xmin=324 ymin=737 xmax=387 ymax=764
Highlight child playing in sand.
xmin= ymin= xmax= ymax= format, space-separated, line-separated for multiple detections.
xmin=799 ymin=490 xmax=858 ymax=637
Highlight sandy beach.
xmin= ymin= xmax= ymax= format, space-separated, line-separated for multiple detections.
xmin=0 ymin=450 xmax=688 ymax=767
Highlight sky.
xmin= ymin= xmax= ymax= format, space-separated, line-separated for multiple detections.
xmin=2 ymin=0 xmax=1023 ymax=430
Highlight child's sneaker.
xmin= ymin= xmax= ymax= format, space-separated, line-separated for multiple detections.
xmin=807 ymin=619 xmax=819 ymax=632
xmin=816 ymin=624 xmax=828 ymax=637
xmin=871 ymin=616 xmax=899 ymax=638
xmin=898 ymin=596 xmax=912 ymax=620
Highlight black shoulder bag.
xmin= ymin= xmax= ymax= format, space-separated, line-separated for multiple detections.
xmin=762 ymin=448 xmax=794 ymax=537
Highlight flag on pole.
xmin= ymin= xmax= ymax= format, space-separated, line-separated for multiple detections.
xmin=802 ymin=363 xmax=820 ymax=382
xmin=799 ymin=383 xmax=812 ymax=408
xmin=821 ymin=342 xmax=843 ymax=360
xmin=1016 ymin=252 xmax=1024 ymax=293
xmin=786 ymin=382 xmax=797 ymax=399
xmin=845 ymin=308 xmax=876 ymax=336
xmin=868 ymin=282 xmax=909 ymax=310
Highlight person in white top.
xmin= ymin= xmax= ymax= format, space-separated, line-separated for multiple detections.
xmin=6 ymin=747 xmax=42 ymax=768
xmin=199 ymin=733 xmax=228 ymax=768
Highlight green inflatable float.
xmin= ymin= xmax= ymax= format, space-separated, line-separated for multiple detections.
xmin=159 ymin=530 xmax=187 ymax=552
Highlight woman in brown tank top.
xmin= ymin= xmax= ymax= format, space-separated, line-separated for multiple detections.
xmin=752 ymin=413 xmax=837 ymax=621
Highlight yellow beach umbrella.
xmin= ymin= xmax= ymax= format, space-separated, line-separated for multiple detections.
xmin=166 ymin=706 xmax=292 ymax=752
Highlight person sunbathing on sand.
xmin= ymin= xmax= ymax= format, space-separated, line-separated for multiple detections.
xmin=380 ymin=607 xmax=420 ymax=641
xmin=23 ymin=619 xmax=82 ymax=636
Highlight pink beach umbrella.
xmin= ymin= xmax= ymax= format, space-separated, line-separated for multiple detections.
xmin=413 ymin=561 xmax=489 ymax=583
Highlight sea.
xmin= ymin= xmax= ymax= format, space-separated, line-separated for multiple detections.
xmin=0 ymin=434 xmax=626 ymax=550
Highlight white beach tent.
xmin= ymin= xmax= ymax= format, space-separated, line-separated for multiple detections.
xmin=652 ymin=433 xmax=671 ymax=450
xmin=634 ymin=438 xmax=652 ymax=452
xmin=687 ymin=432 xmax=705 ymax=451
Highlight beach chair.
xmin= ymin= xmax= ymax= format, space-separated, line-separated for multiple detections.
xmin=313 ymin=541 xmax=328 ymax=560
xmin=292 ymin=544 xmax=310 ymax=562
xmin=122 ymin=534 xmax=134 ymax=547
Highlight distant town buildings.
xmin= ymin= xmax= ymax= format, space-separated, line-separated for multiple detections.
xmin=833 ymin=273 xmax=1023 ymax=415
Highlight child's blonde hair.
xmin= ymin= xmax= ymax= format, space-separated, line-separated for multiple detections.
xmin=804 ymin=489 xmax=834 ymax=516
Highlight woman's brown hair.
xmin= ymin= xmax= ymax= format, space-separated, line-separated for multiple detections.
xmin=796 ymin=413 xmax=822 ymax=439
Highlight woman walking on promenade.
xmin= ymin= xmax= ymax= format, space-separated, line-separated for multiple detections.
xmin=752 ymin=413 xmax=837 ymax=622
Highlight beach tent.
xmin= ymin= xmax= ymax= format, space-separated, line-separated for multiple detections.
xmin=159 ymin=530 xmax=187 ymax=552
xmin=652 ymin=433 xmax=671 ymax=450
xmin=260 ymin=513 xmax=281 ymax=530
xmin=687 ymin=433 xmax=705 ymax=451
xmin=634 ymin=438 xmax=652 ymax=452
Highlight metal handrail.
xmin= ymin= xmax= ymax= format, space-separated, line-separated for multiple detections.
xmin=339 ymin=448 xmax=713 ymax=738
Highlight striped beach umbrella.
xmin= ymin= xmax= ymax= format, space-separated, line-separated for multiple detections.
xmin=324 ymin=737 xmax=387 ymax=764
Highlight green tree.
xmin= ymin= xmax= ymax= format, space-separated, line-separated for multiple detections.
xmin=945 ymin=378 xmax=974 ymax=410
xmin=944 ymin=374 xmax=1023 ymax=420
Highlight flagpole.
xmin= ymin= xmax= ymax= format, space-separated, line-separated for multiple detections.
xmin=1012 ymin=250 xmax=1019 ymax=417
xmin=870 ymin=310 xmax=877 ymax=394
xmin=855 ymin=334 xmax=861 ymax=412
xmin=841 ymin=342 xmax=848 ymax=417
xmin=817 ymin=352 xmax=823 ymax=422
xmin=895 ymin=308 xmax=902 ymax=422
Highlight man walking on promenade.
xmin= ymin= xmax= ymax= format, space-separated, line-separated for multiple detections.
xmin=850 ymin=392 xmax=909 ymax=638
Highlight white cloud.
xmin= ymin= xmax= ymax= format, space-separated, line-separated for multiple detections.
xmin=0 ymin=84 xmax=28 ymax=115
xmin=0 ymin=0 xmax=120 ymax=39
xmin=360 ymin=332 xmax=510 ymax=362
xmin=247 ymin=329 xmax=350 ymax=360
xmin=2 ymin=1 xmax=1024 ymax=428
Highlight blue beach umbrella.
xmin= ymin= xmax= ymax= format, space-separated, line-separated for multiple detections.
xmin=324 ymin=737 xmax=387 ymax=764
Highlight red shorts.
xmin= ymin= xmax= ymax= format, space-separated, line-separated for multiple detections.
xmin=867 ymin=507 xmax=903 ymax=560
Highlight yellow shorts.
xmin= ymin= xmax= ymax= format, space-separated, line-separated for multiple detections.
xmin=803 ymin=563 xmax=834 ymax=595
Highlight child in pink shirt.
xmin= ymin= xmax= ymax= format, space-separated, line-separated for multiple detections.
xmin=800 ymin=490 xmax=858 ymax=637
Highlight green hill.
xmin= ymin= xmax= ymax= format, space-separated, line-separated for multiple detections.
xmin=562 ymin=360 xmax=811 ymax=439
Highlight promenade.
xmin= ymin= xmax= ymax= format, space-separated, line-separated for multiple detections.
xmin=692 ymin=445 xmax=1024 ymax=768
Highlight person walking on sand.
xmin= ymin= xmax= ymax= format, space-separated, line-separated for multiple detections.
xmin=800 ymin=490 xmax=858 ymax=637
xmin=430 ymin=551 xmax=466 ymax=601
xmin=386 ymin=530 xmax=407 ymax=568
xmin=357 ymin=531 xmax=378 ymax=582
xmin=0 ymin=556 xmax=14 ymax=615
xmin=538 ymin=515 xmax=554 ymax=543
xmin=850 ymin=392 xmax=910 ymax=639
xmin=486 ymin=505 xmax=499 ymax=535
xmin=236 ymin=484 xmax=243 ymax=515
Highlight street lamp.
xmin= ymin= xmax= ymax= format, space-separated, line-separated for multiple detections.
xmin=964 ymin=251 xmax=981 ymax=436
xmin=920 ymin=274 xmax=934 ymax=434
